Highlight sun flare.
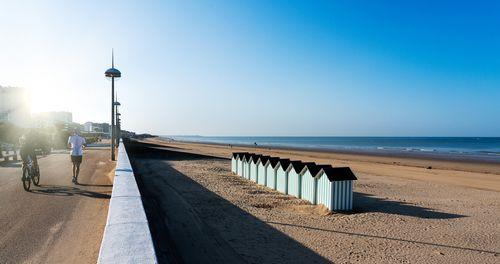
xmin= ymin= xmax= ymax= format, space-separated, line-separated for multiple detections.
xmin=28 ymin=85 xmax=71 ymax=114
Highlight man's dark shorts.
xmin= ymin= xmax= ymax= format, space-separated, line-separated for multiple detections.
xmin=71 ymin=155 xmax=83 ymax=164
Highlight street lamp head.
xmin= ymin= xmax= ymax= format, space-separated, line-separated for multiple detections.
xmin=113 ymin=101 xmax=121 ymax=106
xmin=105 ymin=67 xmax=121 ymax=79
xmin=105 ymin=49 xmax=121 ymax=79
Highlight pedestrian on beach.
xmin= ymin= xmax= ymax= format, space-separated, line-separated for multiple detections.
xmin=68 ymin=129 xmax=86 ymax=184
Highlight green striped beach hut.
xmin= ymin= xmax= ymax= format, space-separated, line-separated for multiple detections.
xmin=300 ymin=164 xmax=330 ymax=204
xmin=276 ymin=159 xmax=291 ymax=194
xmin=249 ymin=154 xmax=262 ymax=182
xmin=287 ymin=161 xmax=315 ymax=198
xmin=265 ymin=157 xmax=280 ymax=189
xmin=232 ymin=152 xmax=247 ymax=175
xmin=257 ymin=156 xmax=271 ymax=185
xmin=236 ymin=152 xmax=247 ymax=177
xmin=242 ymin=153 xmax=254 ymax=179
xmin=316 ymin=167 xmax=357 ymax=211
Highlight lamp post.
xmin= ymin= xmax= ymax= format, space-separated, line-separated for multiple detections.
xmin=105 ymin=50 xmax=121 ymax=161
xmin=117 ymin=114 xmax=121 ymax=146
xmin=115 ymin=108 xmax=121 ymax=147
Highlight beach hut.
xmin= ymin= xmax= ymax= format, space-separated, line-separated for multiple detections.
xmin=231 ymin=153 xmax=237 ymax=173
xmin=249 ymin=155 xmax=262 ymax=182
xmin=246 ymin=153 xmax=255 ymax=180
xmin=236 ymin=152 xmax=247 ymax=177
xmin=257 ymin=156 xmax=271 ymax=185
xmin=265 ymin=158 xmax=280 ymax=189
xmin=300 ymin=164 xmax=330 ymax=204
xmin=242 ymin=153 xmax=254 ymax=179
xmin=231 ymin=152 xmax=246 ymax=174
xmin=276 ymin=159 xmax=291 ymax=194
xmin=287 ymin=161 xmax=315 ymax=198
xmin=316 ymin=167 xmax=357 ymax=211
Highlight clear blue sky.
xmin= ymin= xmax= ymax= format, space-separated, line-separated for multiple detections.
xmin=0 ymin=0 xmax=499 ymax=136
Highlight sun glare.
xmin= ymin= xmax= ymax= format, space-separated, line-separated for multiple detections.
xmin=28 ymin=85 xmax=71 ymax=114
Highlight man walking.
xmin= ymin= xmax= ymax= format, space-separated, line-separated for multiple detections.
xmin=68 ymin=129 xmax=86 ymax=184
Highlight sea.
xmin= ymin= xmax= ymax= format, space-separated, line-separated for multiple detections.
xmin=164 ymin=136 xmax=500 ymax=163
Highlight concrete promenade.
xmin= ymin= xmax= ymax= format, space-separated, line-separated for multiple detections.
xmin=0 ymin=146 xmax=114 ymax=264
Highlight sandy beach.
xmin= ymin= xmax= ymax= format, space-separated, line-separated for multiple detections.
xmin=145 ymin=137 xmax=500 ymax=192
xmin=129 ymin=138 xmax=499 ymax=263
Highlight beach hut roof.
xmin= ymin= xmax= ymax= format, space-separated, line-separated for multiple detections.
xmin=251 ymin=154 xmax=262 ymax=163
xmin=296 ymin=162 xmax=318 ymax=174
xmin=232 ymin=152 xmax=248 ymax=159
xmin=258 ymin=155 xmax=271 ymax=164
xmin=277 ymin=159 xmax=291 ymax=170
xmin=243 ymin=153 xmax=255 ymax=161
xmin=288 ymin=161 xmax=307 ymax=173
xmin=266 ymin=157 xmax=281 ymax=168
xmin=320 ymin=167 xmax=358 ymax=181
xmin=306 ymin=164 xmax=331 ymax=177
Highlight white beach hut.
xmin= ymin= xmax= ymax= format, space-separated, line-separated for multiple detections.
xmin=231 ymin=152 xmax=246 ymax=174
xmin=249 ymin=155 xmax=262 ymax=182
xmin=242 ymin=153 xmax=254 ymax=179
xmin=257 ymin=156 xmax=271 ymax=186
xmin=236 ymin=152 xmax=247 ymax=177
xmin=299 ymin=164 xmax=329 ymax=204
xmin=316 ymin=167 xmax=357 ymax=211
xmin=265 ymin=158 xmax=280 ymax=189
xmin=287 ymin=161 xmax=314 ymax=198
xmin=231 ymin=153 xmax=237 ymax=173
xmin=276 ymin=159 xmax=291 ymax=194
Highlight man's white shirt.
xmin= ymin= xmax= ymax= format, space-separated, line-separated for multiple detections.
xmin=68 ymin=135 xmax=86 ymax=156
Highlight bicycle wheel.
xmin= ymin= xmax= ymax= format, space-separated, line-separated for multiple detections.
xmin=32 ymin=165 xmax=40 ymax=186
xmin=22 ymin=166 xmax=31 ymax=191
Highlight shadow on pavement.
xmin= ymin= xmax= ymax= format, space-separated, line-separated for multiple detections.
xmin=76 ymin=182 xmax=113 ymax=187
xmin=0 ymin=161 xmax=22 ymax=168
xmin=126 ymin=140 xmax=330 ymax=264
xmin=31 ymin=185 xmax=111 ymax=199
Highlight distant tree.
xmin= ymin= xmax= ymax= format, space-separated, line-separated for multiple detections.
xmin=0 ymin=122 xmax=26 ymax=146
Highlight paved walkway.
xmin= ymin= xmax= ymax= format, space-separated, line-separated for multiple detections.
xmin=0 ymin=146 xmax=114 ymax=264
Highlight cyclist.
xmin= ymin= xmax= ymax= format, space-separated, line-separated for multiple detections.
xmin=19 ymin=130 xmax=39 ymax=176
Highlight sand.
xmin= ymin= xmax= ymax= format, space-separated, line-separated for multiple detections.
xmin=132 ymin=139 xmax=499 ymax=263
xmin=145 ymin=138 xmax=500 ymax=192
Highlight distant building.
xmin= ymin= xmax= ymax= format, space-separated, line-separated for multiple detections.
xmin=83 ymin=122 xmax=111 ymax=138
xmin=0 ymin=86 xmax=31 ymax=127
xmin=84 ymin=122 xmax=93 ymax=132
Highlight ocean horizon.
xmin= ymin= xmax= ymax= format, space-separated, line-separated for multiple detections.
xmin=164 ymin=136 xmax=500 ymax=162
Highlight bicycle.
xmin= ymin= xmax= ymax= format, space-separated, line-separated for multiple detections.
xmin=22 ymin=156 xmax=40 ymax=191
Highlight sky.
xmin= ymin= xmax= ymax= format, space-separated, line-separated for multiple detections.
xmin=0 ymin=0 xmax=499 ymax=136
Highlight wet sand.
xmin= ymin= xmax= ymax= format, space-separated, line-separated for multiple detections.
xmin=130 ymin=139 xmax=499 ymax=263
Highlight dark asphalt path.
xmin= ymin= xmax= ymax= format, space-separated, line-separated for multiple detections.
xmin=0 ymin=147 xmax=114 ymax=264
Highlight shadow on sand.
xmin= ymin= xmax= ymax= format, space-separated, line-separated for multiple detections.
xmin=126 ymin=140 xmax=330 ymax=264
xmin=30 ymin=185 xmax=111 ymax=199
xmin=264 ymin=220 xmax=498 ymax=255
xmin=127 ymin=140 xmax=230 ymax=161
xmin=353 ymin=192 xmax=466 ymax=219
